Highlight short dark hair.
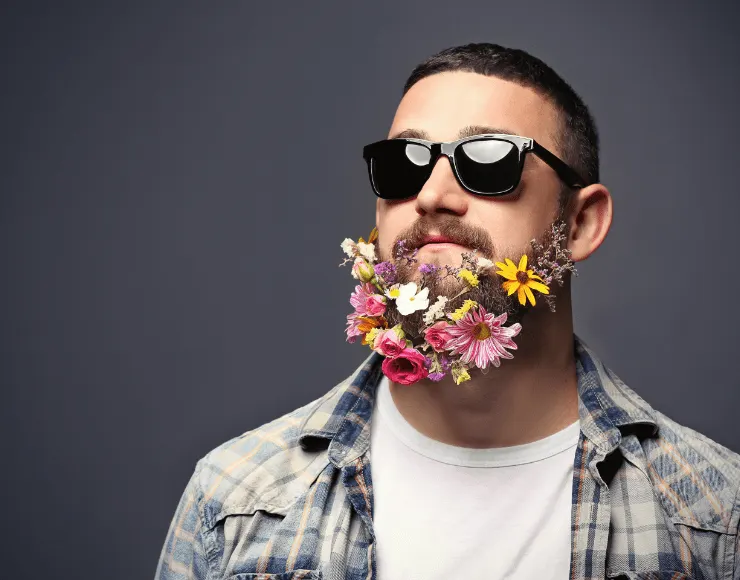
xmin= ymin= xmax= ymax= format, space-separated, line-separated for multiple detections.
xmin=403 ymin=43 xmax=599 ymax=187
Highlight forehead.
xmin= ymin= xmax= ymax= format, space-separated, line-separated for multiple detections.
xmin=388 ymin=71 xmax=560 ymax=151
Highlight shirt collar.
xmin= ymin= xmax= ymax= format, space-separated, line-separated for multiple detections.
xmin=574 ymin=336 xmax=658 ymax=454
xmin=298 ymin=335 xmax=658 ymax=462
xmin=298 ymin=351 xmax=383 ymax=466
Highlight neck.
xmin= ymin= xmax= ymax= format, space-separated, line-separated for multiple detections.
xmin=388 ymin=292 xmax=579 ymax=448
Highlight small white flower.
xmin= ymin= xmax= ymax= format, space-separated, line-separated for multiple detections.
xmin=341 ymin=238 xmax=357 ymax=258
xmin=423 ymin=296 xmax=449 ymax=325
xmin=476 ymin=257 xmax=494 ymax=272
xmin=357 ymin=241 xmax=376 ymax=263
xmin=396 ymin=282 xmax=430 ymax=316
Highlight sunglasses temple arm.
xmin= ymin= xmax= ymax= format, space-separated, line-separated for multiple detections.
xmin=531 ymin=142 xmax=586 ymax=189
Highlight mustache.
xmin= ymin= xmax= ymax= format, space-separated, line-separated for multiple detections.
xmin=392 ymin=216 xmax=496 ymax=258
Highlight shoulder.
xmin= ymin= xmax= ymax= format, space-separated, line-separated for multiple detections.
xmin=640 ymin=405 xmax=740 ymax=533
xmin=187 ymin=382 xmax=345 ymax=530
xmin=182 ymin=353 xmax=380 ymax=534
xmin=578 ymin=337 xmax=740 ymax=533
xmin=579 ymin=337 xmax=740 ymax=535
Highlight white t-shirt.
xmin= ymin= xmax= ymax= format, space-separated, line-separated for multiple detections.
xmin=370 ymin=375 xmax=579 ymax=580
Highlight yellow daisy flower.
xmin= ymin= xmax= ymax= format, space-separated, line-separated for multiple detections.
xmin=494 ymin=255 xmax=550 ymax=306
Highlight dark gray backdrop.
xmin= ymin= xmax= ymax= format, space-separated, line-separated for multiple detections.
xmin=2 ymin=1 xmax=739 ymax=578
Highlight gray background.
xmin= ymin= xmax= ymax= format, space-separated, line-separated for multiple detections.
xmin=2 ymin=1 xmax=739 ymax=578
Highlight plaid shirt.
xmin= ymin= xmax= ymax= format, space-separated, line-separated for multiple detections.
xmin=155 ymin=337 xmax=740 ymax=580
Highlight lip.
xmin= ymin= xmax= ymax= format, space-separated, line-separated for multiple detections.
xmin=418 ymin=240 xmax=468 ymax=252
xmin=421 ymin=235 xmax=456 ymax=245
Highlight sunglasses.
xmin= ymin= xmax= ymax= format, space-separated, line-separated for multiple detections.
xmin=363 ymin=133 xmax=585 ymax=200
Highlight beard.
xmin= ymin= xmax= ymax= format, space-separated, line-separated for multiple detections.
xmin=379 ymin=215 xmax=561 ymax=343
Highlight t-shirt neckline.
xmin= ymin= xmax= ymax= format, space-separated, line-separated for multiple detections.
xmin=375 ymin=375 xmax=581 ymax=468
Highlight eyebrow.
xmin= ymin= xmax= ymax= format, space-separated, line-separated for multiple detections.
xmin=389 ymin=124 xmax=519 ymax=140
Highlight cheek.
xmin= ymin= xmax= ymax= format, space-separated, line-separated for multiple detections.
xmin=473 ymin=198 xmax=557 ymax=255
xmin=376 ymin=202 xmax=415 ymax=260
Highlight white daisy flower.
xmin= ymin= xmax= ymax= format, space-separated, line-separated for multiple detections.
xmin=357 ymin=241 xmax=376 ymax=263
xmin=423 ymin=296 xmax=449 ymax=325
xmin=385 ymin=284 xmax=401 ymax=300
xmin=396 ymin=282 xmax=430 ymax=316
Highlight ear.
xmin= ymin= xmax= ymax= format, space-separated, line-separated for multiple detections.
xmin=565 ymin=183 xmax=613 ymax=262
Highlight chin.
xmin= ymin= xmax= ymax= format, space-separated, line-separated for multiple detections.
xmin=416 ymin=247 xmax=466 ymax=267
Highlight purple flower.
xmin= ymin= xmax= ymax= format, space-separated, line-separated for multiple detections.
xmin=428 ymin=372 xmax=445 ymax=382
xmin=418 ymin=263 xmax=438 ymax=275
xmin=394 ymin=240 xmax=408 ymax=259
xmin=394 ymin=240 xmax=418 ymax=263
xmin=374 ymin=261 xmax=397 ymax=284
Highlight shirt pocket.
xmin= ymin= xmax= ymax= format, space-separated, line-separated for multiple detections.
xmin=226 ymin=572 xmax=321 ymax=580
xmin=212 ymin=508 xmax=324 ymax=579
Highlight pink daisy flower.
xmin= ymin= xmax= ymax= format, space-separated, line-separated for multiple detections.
xmin=345 ymin=313 xmax=363 ymax=343
xmin=445 ymin=305 xmax=522 ymax=369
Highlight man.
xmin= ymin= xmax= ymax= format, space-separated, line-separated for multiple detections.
xmin=155 ymin=43 xmax=740 ymax=580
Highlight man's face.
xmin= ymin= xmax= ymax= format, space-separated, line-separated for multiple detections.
xmin=375 ymin=71 xmax=565 ymax=275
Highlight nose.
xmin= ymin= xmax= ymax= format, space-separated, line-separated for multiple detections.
xmin=414 ymin=155 xmax=469 ymax=217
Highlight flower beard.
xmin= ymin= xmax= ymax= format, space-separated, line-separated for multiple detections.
xmin=384 ymin=270 xmax=525 ymax=342
xmin=382 ymin=221 xmax=562 ymax=346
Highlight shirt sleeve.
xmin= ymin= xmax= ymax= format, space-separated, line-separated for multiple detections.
xmin=154 ymin=460 xmax=211 ymax=580
xmin=734 ymin=526 xmax=740 ymax=580
xmin=734 ymin=487 xmax=740 ymax=580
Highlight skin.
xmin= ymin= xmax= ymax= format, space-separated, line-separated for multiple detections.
xmin=375 ymin=71 xmax=613 ymax=448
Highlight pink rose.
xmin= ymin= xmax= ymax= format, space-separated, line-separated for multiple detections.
xmin=424 ymin=321 xmax=453 ymax=352
xmin=365 ymin=294 xmax=387 ymax=317
xmin=352 ymin=258 xmax=375 ymax=282
xmin=381 ymin=348 xmax=429 ymax=385
xmin=374 ymin=328 xmax=407 ymax=358
xmin=350 ymin=283 xmax=387 ymax=317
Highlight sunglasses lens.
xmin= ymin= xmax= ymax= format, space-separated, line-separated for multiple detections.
xmin=369 ymin=141 xmax=432 ymax=199
xmin=455 ymin=139 xmax=520 ymax=195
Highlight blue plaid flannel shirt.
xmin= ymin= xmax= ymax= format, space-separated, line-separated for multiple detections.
xmin=155 ymin=336 xmax=740 ymax=579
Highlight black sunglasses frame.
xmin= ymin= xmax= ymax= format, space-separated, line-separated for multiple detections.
xmin=362 ymin=133 xmax=585 ymax=200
